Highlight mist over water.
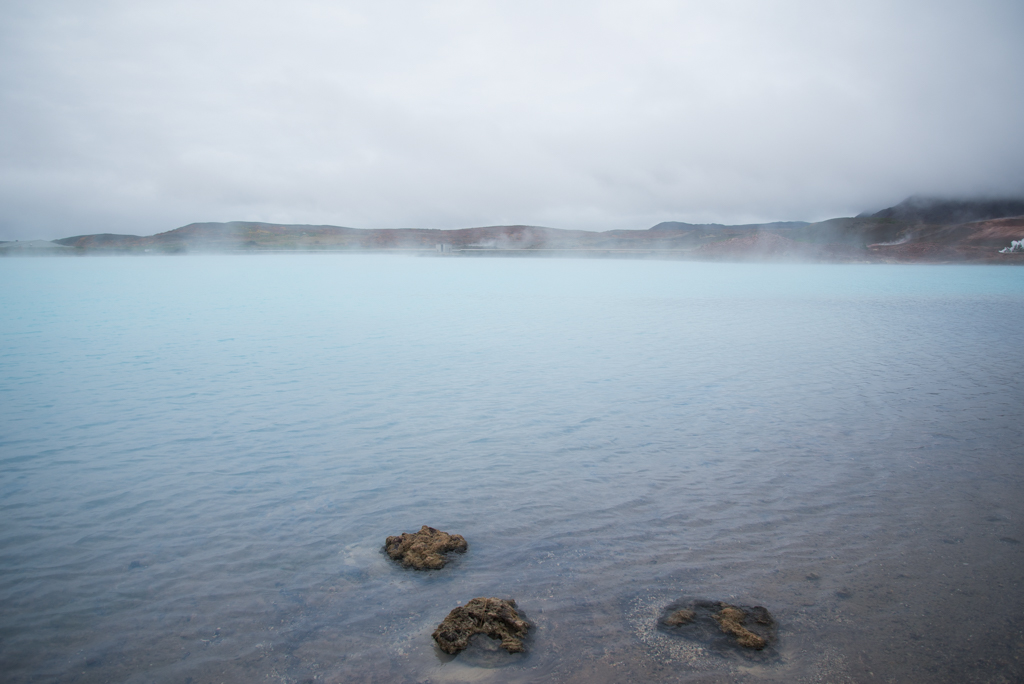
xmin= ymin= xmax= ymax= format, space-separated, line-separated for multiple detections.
xmin=1 ymin=256 xmax=1023 ymax=683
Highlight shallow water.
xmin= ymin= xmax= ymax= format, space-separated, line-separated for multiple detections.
xmin=1 ymin=255 xmax=1022 ymax=683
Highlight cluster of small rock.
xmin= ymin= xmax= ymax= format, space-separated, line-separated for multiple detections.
xmin=661 ymin=599 xmax=777 ymax=652
xmin=385 ymin=525 xmax=775 ymax=659
xmin=384 ymin=525 xmax=528 ymax=655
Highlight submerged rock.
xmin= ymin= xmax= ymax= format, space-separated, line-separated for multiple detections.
xmin=712 ymin=606 xmax=767 ymax=649
xmin=432 ymin=597 xmax=530 ymax=655
xmin=660 ymin=599 xmax=776 ymax=652
xmin=664 ymin=608 xmax=696 ymax=626
xmin=384 ymin=525 xmax=467 ymax=570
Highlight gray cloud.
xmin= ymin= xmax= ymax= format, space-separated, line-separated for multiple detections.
xmin=1 ymin=0 xmax=1022 ymax=240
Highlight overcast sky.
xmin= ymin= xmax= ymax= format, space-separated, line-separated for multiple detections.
xmin=1 ymin=0 xmax=1022 ymax=240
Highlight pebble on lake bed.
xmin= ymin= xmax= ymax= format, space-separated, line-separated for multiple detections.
xmin=660 ymin=600 xmax=776 ymax=652
xmin=384 ymin=525 xmax=467 ymax=570
xmin=432 ymin=597 xmax=530 ymax=655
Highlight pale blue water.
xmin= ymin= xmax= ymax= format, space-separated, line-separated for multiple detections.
xmin=1 ymin=256 xmax=1022 ymax=683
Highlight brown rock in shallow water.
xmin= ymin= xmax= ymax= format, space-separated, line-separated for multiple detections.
xmin=432 ymin=597 xmax=530 ymax=655
xmin=385 ymin=525 xmax=467 ymax=570
xmin=713 ymin=606 xmax=766 ymax=650
xmin=664 ymin=609 xmax=696 ymax=626
xmin=660 ymin=599 xmax=776 ymax=654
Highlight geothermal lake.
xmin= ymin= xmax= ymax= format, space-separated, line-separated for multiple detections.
xmin=1 ymin=255 xmax=1022 ymax=683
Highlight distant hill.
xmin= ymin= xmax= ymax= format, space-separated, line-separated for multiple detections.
xmin=649 ymin=221 xmax=810 ymax=231
xmin=28 ymin=196 xmax=1024 ymax=263
xmin=54 ymin=223 xmax=363 ymax=252
xmin=53 ymin=221 xmax=611 ymax=253
xmin=53 ymin=233 xmax=152 ymax=249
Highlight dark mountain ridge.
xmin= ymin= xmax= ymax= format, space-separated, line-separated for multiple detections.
xmin=864 ymin=196 xmax=1024 ymax=225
